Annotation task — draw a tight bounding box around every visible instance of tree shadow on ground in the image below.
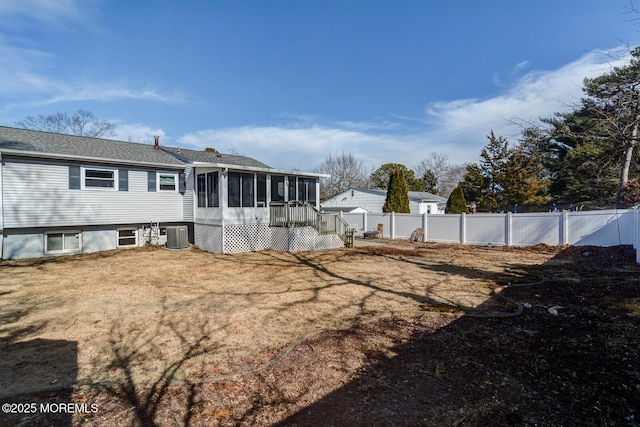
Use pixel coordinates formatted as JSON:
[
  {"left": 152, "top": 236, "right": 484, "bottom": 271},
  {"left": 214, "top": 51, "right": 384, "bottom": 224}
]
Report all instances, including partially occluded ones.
[
  {"left": 78, "top": 304, "right": 221, "bottom": 427},
  {"left": 0, "top": 295, "right": 77, "bottom": 426},
  {"left": 271, "top": 245, "right": 640, "bottom": 426}
]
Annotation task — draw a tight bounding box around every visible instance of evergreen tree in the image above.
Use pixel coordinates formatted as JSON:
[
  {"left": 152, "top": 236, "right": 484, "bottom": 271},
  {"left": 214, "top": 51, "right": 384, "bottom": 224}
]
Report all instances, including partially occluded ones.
[
  {"left": 460, "top": 163, "right": 485, "bottom": 207},
  {"left": 501, "top": 147, "right": 549, "bottom": 206},
  {"left": 446, "top": 185, "right": 468, "bottom": 214},
  {"left": 370, "top": 163, "right": 425, "bottom": 191},
  {"left": 421, "top": 169, "right": 439, "bottom": 194},
  {"left": 383, "top": 170, "right": 410, "bottom": 213},
  {"left": 463, "top": 131, "right": 549, "bottom": 211}
]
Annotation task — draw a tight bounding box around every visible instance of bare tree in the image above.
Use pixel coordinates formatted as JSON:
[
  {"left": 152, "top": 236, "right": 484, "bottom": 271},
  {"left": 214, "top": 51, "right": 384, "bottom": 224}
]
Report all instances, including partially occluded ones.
[
  {"left": 16, "top": 109, "right": 117, "bottom": 138},
  {"left": 315, "top": 151, "right": 370, "bottom": 201},
  {"left": 415, "top": 152, "right": 465, "bottom": 197}
]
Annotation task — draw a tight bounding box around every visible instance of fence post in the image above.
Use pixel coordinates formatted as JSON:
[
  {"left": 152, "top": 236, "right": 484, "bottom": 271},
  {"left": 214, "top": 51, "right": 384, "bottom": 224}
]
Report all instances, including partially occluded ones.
[
  {"left": 391, "top": 212, "right": 395, "bottom": 239},
  {"left": 422, "top": 213, "right": 428, "bottom": 242},
  {"left": 561, "top": 211, "right": 569, "bottom": 245},
  {"left": 506, "top": 212, "right": 512, "bottom": 246},
  {"left": 363, "top": 211, "right": 368, "bottom": 234},
  {"left": 460, "top": 212, "right": 466, "bottom": 244}
]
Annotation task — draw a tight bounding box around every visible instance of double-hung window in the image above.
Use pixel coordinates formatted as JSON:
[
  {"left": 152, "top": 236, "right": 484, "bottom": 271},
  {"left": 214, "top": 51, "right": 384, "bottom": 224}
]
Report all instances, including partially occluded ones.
[
  {"left": 83, "top": 167, "right": 116, "bottom": 189},
  {"left": 159, "top": 173, "right": 177, "bottom": 191}
]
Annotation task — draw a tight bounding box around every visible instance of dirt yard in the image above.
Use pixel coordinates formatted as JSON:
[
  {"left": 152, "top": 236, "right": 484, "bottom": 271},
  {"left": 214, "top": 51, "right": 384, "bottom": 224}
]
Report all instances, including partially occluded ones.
[{"left": 1, "top": 242, "right": 639, "bottom": 426}]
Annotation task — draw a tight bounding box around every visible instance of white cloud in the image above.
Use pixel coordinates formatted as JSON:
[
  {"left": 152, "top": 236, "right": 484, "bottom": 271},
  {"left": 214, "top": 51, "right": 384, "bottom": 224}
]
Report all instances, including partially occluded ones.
[
  {"left": 113, "top": 123, "right": 166, "bottom": 145},
  {"left": 423, "top": 48, "right": 631, "bottom": 163},
  {"left": 0, "top": 37, "right": 182, "bottom": 107},
  {"left": 0, "top": 1, "right": 181, "bottom": 108},
  {"left": 179, "top": 125, "right": 421, "bottom": 171},
  {"left": 176, "top": 48, "right": 635, "bottom": 172},
  {"left": 0, "top": 0, "right": 101, "bottom": 29},
  {"left": 42, "top": 82, "right": 184, "bottom": 104}
]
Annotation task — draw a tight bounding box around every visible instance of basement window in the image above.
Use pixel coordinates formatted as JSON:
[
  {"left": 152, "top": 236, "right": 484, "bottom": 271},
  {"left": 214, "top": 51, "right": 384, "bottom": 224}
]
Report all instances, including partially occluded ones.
[
  {"left": 45, "top": 231, "right": 82, "bottom": 254},
  {"left": 117, "top": 228, "right": 137, "bottom": 248}
]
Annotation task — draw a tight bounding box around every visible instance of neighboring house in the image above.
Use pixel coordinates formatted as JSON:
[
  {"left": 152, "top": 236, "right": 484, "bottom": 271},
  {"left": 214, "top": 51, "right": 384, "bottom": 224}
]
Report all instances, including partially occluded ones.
[
  {"left": 321, "top": 187, "right": 447, "bottom": 214},
  {"left": 0, "top": 126, "right": 345, "bottom": 259}
]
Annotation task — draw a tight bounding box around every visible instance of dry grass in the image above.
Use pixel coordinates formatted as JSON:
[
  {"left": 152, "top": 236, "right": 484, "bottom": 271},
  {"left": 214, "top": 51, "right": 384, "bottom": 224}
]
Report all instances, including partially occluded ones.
[{"left": 0, "top": 243, "right": 559, "bottom": 396}]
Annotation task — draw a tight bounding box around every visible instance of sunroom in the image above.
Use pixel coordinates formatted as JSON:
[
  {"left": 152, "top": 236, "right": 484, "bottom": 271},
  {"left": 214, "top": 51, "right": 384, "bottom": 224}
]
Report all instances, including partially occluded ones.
[{"left": 191, "top": 163, "right": 347, "bottom": 254}]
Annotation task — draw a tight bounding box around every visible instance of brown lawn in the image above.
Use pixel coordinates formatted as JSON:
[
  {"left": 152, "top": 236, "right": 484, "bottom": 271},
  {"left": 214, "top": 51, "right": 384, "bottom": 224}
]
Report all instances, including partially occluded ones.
[
  {"left": 0, "top": 243, "right": 549, "bottom": 395},
  {"left": 1, "top": 242, "right": 638, "bottom": 426}
]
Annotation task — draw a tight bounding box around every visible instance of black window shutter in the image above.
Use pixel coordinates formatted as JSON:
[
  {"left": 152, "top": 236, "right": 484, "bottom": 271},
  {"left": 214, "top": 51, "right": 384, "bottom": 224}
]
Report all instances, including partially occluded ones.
[
  {"left": 178, "top": 172, "right": 186, "bottom": 193},
  {"left": 69, "top": 165, "right": 81, "bottom": 189},
  {"left": 118, "top": 169, "right": 128, "bottom": 191},
  {"left": 147, "top": 171, "right": 156, "bottom": 192}
]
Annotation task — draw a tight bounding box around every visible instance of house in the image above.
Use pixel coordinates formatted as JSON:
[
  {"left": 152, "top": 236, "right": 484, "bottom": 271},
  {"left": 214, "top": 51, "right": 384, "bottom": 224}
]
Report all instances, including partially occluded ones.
[
  {"left": 0, "top": 126, "right": 347, "bottom": 259},
  {"left": 321, "top": 187, "right": 447, "bottom": 214}
]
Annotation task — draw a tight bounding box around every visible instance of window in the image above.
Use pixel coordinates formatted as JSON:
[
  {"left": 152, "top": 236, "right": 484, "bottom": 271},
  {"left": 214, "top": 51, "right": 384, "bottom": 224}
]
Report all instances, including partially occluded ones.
[
  {"left": 228, "top": 172, "right": 254, "bottom": 207},
  {"left": 117, "top": 228, "right": 137, "bottom": 247},
  {"left": 298, "top": 178, "right": 317, "bottom": 204},
  {"left": 288, "top": 177, "right": 317, "bottom": 204},
  {"left": 197, "top": 172, "right": 219, "bottom": 207},
  {"left": 288, "top": 176, "right": 297, "bottom": 201},
  {"left": 242, "top": 173, "right": 254, "bottom": 207},
  {"left": 257, "top": 174, "right": 267, "bottom": 207},
  {"left": 159, "top": 173, "right": 176, "bottom": 191},
  {"left": 45, "top": 231, "right": 81, "bottom": 254},
  {"left": 197, "top": 174, "right": 206, "bottom": 207},
  {"left": 83, "top": 167, "right": 116, "bottom": 189},
  {"left": 271, "top": 175, "right": 285, "bottom": 202},
  {"left": 207, "top": 172, "right": 219, "bottom": 207}
]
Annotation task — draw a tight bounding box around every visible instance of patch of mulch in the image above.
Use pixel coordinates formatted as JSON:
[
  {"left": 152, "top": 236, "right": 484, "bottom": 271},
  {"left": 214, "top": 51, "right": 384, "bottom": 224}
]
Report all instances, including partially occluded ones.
[{"left": 2, "top": 245, "right": 639, "bottom": 426}]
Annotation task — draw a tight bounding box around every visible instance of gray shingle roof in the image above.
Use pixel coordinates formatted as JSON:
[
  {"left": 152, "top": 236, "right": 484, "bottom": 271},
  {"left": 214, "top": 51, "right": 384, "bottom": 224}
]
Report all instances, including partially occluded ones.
[
  {"left": 0, "top": 127, "right": 272, "bottom": 171},
  {"left": 0, "top": 126, "right": 184, "bottom": 166},
  {"left": 162, "top": 146, "right": 272, "bottom": 169}
]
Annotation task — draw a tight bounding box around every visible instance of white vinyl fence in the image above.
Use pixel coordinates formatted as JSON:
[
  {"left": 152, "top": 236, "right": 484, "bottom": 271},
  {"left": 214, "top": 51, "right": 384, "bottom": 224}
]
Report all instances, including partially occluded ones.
[
  {"left": 635, "top": 206, "right": 640, "bottom": 263},
  {"left": 341, "top": 209, "right": 635, "bottom": 248}
]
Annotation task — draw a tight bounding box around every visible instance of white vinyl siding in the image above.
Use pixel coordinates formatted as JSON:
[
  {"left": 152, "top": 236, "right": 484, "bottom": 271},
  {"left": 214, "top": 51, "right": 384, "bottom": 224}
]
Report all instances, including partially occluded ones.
[{"left": 3, "top": 159, "right": 184, "bottom": 228}]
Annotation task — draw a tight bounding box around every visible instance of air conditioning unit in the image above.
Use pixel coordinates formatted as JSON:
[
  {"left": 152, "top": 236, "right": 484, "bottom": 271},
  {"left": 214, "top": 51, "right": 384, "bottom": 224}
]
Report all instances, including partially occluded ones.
[{"left": 166, "top": 225, "right": 188, "bottom": 249}]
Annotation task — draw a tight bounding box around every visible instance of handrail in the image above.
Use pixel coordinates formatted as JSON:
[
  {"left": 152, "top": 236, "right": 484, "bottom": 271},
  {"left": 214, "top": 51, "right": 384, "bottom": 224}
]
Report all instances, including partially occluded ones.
[{"left": 269, "top": 201, "right": 350, "bottom": 242}]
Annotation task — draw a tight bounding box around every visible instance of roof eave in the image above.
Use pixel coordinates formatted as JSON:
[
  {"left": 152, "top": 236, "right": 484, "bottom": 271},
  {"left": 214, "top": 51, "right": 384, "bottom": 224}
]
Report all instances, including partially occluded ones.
[
  {"left": 0, "top": 149, "right": 185, "bottom": 169},
  {"left": 192, "top": 161, "right": 329, "bottom": 178}
]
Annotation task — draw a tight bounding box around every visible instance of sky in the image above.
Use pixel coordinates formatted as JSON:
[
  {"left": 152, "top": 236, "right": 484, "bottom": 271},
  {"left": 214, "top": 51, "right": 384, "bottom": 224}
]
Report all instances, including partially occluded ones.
[{"left": 1, "top": 0, "right": 640, "bottom": 172}]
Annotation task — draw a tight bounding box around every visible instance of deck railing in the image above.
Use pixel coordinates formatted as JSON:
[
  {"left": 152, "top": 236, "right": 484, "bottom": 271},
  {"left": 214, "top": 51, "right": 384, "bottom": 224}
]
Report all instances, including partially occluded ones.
[{"left": 269, "top": 201, "right": 350, "bottom": 241}]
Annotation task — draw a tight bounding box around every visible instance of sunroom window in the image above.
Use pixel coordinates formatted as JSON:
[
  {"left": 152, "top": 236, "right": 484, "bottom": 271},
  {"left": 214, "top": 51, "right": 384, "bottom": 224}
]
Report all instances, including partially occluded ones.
[
  {"left": 228, "top": 172, "right": 254, "bottom": 207},
  {"left": 197, "top": 172, "right": 219, "bottom": 207}
]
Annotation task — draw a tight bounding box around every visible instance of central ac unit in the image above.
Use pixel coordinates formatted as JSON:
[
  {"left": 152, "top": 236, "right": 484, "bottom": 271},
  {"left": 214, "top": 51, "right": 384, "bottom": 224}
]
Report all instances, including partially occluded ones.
[{"left": 166, "top": 225, "right": 188, "bottom": 249}]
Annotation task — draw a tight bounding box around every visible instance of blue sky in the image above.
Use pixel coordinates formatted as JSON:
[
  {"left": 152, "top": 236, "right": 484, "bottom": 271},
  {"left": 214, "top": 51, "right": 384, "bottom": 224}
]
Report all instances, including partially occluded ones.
[{"left": 1, "top": 0, "right": 639, "bottom": 172}]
